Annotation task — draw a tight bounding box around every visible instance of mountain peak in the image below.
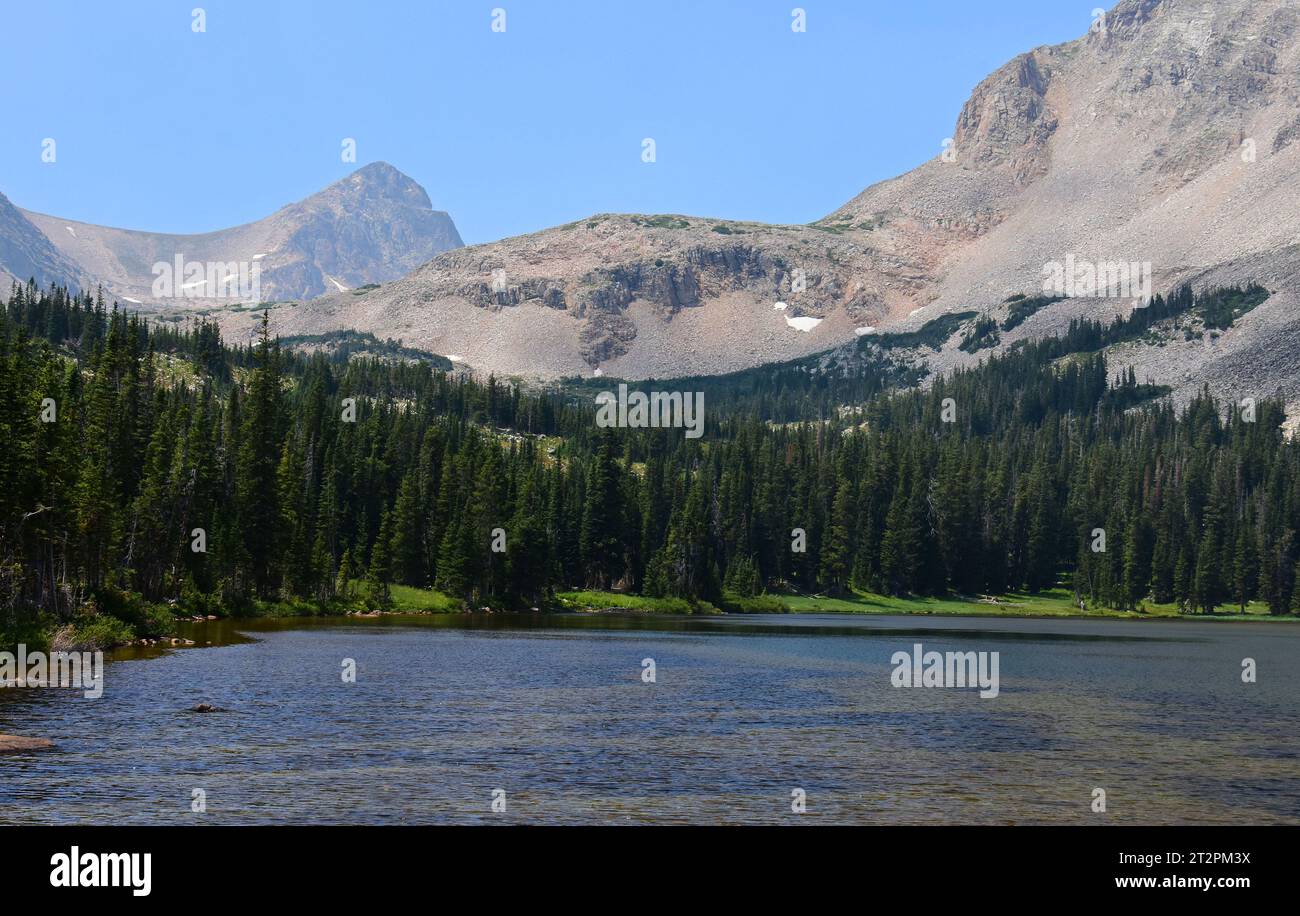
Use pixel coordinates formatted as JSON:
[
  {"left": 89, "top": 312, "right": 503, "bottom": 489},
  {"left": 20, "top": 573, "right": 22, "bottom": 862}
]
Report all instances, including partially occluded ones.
[
  {"left": 353, "top": 160, "right": 402, "bottom": 178},
  {"left": 4, "top": 165, "right": 463, "bottom": 303},
  {"left": 320, "top": 162, "right": 435, "bottom": 212}
]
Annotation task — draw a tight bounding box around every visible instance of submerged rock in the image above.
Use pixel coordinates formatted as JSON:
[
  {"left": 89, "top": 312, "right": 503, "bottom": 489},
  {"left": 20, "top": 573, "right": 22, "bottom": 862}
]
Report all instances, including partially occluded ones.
[{"left": 0, "top": 734, "right": 55, "bottom": 754}]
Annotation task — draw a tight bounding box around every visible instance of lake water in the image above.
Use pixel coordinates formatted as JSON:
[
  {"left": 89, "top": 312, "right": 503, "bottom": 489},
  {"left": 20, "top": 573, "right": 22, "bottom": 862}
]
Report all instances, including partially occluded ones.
[{"left": 1, "top": 613, "right": 1297, "bottom": 825}]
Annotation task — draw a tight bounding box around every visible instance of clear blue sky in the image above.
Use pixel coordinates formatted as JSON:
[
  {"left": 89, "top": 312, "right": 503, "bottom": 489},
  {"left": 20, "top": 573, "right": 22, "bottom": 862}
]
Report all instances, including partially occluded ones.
[{"left": 0, "top": 0, "right": 1090, "bottom": 245}]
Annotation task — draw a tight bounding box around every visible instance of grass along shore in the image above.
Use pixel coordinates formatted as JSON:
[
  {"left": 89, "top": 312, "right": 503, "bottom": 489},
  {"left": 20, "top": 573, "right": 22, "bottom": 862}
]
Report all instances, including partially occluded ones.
[
  {"left": 556, "top": 587, "right": 1288, "bottom": 621},
  {"left": 5, "top": 582, "right": 1289, "bottom": 654}
]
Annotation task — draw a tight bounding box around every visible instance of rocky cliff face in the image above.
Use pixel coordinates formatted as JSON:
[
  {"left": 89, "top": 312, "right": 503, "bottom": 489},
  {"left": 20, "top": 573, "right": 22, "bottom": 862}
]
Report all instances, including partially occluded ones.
[
  {"left": 6, "top": 162, "right": 462, "bottom": 303},
  {"left": 905, "top": 0, "right": 1300, "bottom": 407}
]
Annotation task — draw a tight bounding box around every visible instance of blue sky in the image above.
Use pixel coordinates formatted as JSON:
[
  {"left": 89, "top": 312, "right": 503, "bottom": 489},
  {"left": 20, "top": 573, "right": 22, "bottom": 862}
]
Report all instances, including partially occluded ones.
[{"left": 0, "top": 0, "right": 1090, "bottom": 245}]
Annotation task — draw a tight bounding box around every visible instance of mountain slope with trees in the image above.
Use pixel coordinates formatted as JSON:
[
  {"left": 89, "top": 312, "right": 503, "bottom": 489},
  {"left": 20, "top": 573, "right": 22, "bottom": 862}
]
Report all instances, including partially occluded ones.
[{"left": 1, "top": 279, "right": 1295, "bottom": 649}]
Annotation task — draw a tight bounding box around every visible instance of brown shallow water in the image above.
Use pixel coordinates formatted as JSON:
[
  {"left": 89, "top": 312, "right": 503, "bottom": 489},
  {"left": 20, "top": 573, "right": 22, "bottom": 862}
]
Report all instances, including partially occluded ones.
[{"left": 1, "top": 613, "right": 1296, "bottom": 824}]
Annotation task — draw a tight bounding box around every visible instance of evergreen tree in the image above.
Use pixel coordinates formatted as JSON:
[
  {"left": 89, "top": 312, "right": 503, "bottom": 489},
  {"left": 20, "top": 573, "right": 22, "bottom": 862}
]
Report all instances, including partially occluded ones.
[
  {"left": 579, "top": 431, "right": 625, "bottom": 590},
  {"left": 367, "top": 509, "right": 393, "bottom": 604},
  {"left": 235, "top": 313, "right": 283, "bottom": 597},
  {"left": 389, "top": 472, "right": 425, "bottom": 586}
]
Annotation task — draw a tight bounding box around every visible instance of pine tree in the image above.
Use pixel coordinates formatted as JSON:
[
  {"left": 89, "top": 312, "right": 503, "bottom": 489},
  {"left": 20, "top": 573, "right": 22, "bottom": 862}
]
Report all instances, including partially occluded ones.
[
  {"left": 818, "top": 476, "right": 854, "bottom": 593},
  {"left": 335, "top": 547, "right": 356, "bottom": 599},
  {"left": 367, "top": 509, "right": 393, "bottom": 605},
  {"left": 389, "top": 472, "right": 425, "bottom": 586},
  {"left": 579, "top": 431, "right": 625, "bottom": 590},
  {"left": 1024, "top": 459, "right": 1057, "bottom": 593},
  {"left": 436, "top": 511, "right": 475, "bottom": 604},
  {"left": 878, "top": 473, "right": 917, "bottom": 596},
  {"left": 235, "top": 313, "right": 283, "bottom": 597},
  {"left": 1233, "top": 524, "right": 1257, "bottom": 613},
  {"left": 1122, "top": 515, "right": 1153, "bottom": 610}
]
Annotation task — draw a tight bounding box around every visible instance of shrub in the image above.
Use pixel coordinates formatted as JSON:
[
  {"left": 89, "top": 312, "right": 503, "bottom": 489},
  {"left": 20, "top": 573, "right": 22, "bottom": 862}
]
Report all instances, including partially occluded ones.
[
  {"left": 720, "top": 591, "right": 790, "bottom": 614},
  {"left": 94, "top": 588, "right": 174, "bottom": 638}
]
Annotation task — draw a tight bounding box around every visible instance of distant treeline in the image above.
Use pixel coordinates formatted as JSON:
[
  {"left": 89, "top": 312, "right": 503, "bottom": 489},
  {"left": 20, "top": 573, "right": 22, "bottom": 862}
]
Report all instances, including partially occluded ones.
[
  {"left": 1, "top": 279, "right": 1295, "bottom": 647},
  {"left": 280, "top": 330, "right": 455, "bottom": 369}
]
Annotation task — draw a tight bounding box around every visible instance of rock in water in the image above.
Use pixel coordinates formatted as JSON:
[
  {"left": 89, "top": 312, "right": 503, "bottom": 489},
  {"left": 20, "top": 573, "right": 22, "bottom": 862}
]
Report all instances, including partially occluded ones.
[{"left": 0, "top": 734, "right": 55, "bottom": 754}]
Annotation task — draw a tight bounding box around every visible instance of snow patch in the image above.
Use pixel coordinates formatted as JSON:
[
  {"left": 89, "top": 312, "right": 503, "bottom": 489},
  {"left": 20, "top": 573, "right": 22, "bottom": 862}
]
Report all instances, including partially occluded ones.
[
  {"left": 854, "top": 326, "right": 876, "bottom": 336},
  {"left": 773, "top": 301, "right": 788, "bottom": 310},
  {"left": 784, "top": 315, "right": 823, "bottom": 332}
]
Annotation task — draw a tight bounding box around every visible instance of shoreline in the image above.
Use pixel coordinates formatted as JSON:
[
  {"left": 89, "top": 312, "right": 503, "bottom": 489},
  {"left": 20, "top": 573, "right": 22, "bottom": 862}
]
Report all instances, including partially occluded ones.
[
  {"left": 163, "top": 602, "right": 1300, "bottom": 637},
  {"left": 6, "top": 588, "right": 1295, "bottom": 659}
]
